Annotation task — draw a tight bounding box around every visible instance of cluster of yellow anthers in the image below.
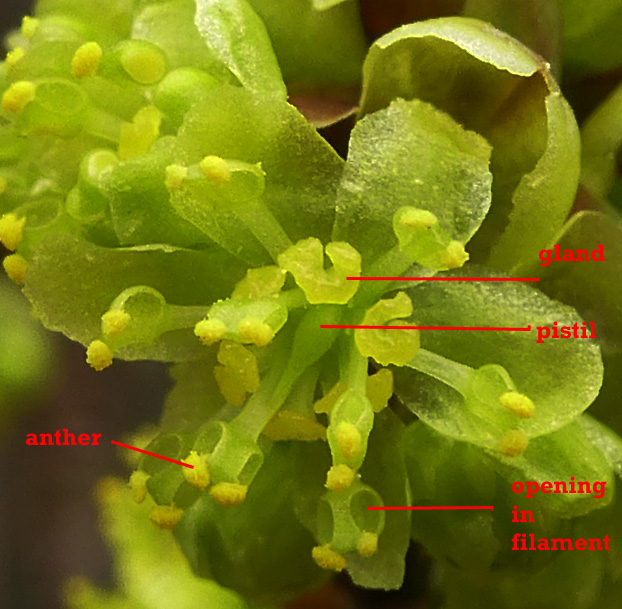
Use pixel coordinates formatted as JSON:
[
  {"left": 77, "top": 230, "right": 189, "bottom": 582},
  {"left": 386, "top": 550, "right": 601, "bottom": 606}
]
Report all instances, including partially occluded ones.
[
  {"left": 498, "top": 391, "right": 536, "bottom": 457},
  {"left": 128, "top": 450, "right": 248, "bottom": 527},
  {"left": 2, "top": 32, "right": 167, "bottom": 161},
  {"left": 0, "top": 212, "right": 28, "bottom": 284}
]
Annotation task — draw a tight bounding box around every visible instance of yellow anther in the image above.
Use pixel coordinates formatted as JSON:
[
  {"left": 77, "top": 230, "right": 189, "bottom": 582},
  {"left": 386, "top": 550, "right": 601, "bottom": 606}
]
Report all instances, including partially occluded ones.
[
  {"left": 498, "top": 429, "right": 528, "bottom": 457},
  {"left": 399, "top": 208, "right": 438, "bottom": 231},
  {"left": 357, "top": 532, "right": 379, "bottom": 557},
  {"left": 325, "top": 464, "right": 355, "bottom": 492},
  {"left": 439, "top": 241, "right": 469, "bottom": 269},
  {"left": 312, "top": 544, "right": 347, "bottom": 572},
  {"left": 72, "top": 42, "right": 102, "bottom": 79},
  {"left": 263, "top": 411, "right": 327, "bottom": 442},
  {"left": 500, "top": 391, "right": 535, "bottom": 419},
  {"left": 3, "top": 254, "right": 28, "bottom": 284},
  {"left": 94, "top": 476, "right": 123, "bottom": 506},
  {"left": 6, "top": 47, "right": 25, "bottom": 71},
  {"left": 210, "top": 482, "right": 248, "bottom": 507},
  {"left": 150, "top": 504, "right": 184, "bottom": 529},
  {"left": 200, "top": 155, "right": 231, "bottom": 185},
  {"left": 121, "top": 44, "right": 167, "bottom": 85},
  {"left": 237, "top": 319, "right": 274, "bottom": 347},
  {"left": 194, "top": 318, "right": 227, "bottom": 345},
  {"left": 86, "top": 340, "right": 114, "bottom": 371},
  {"left": 21, "top": 16, "right": 40, "bottom": 39},
  {"left": 366, "top": 368, "right": 393, "bottom": 412},
  {"left": 165, "top": 164, "right": 188, "bottom": 192},
  {"left": 182, "top": 451, "right": 211, "bottom": 490},
  {"left": 101, "top": 309, "right": 131, "bottom": 339},
  {"left": 336, "top": 422, "right": 362, "bottom": 460},
  {"left": 0, "top": 213, "right": 26, "bottom": 251},
  {"left": 0, "top": 177, "right": 7, "bottom": 195},
  {"left": 2, "top": 81, "right": 35, "bottom": 114},
  {"left": 128, "top": 470, "right": 150, "bottom": 504}
]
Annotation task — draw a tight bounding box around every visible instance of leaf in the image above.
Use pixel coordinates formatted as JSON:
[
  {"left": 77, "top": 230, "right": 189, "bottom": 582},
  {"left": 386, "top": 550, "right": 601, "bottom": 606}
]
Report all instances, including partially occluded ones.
[
  {"left": 393, "top": 271, "right": 603, "bottom": 449},
  {"left": 194, "top": 0, "right": 287, "bottom": 100},
  {"left": 332, "top": 97, "right": 492, "bottom": 263},
  {"left": 358, "top": 17, "right": 580, "bottom": 270}
]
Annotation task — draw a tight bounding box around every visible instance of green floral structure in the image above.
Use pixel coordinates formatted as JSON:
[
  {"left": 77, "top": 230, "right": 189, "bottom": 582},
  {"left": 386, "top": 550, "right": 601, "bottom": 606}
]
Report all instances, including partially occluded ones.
[{"left": 2, "top": 1, "right": 622, "bottom": 608}]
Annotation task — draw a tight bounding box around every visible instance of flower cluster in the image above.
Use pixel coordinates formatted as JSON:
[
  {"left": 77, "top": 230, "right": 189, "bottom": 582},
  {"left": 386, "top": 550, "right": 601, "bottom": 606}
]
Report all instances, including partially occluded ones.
[{"left": 2, "top": 2, "right": 621, "bottom": 608}]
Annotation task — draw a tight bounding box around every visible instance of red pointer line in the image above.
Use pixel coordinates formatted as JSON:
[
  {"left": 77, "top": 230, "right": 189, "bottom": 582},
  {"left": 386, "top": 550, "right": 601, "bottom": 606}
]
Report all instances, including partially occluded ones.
[
  {"left": 321, "top": 325, "right": 532, "bottom": 332},
  {"left": 347, "top": 277, "right": 539, "bottom": 281},
  {"left": 111, "top": 440, "right": 194, "bottom": 469},
  {"left": 368, "top": 506, "right": 494, "bottom": 511}
]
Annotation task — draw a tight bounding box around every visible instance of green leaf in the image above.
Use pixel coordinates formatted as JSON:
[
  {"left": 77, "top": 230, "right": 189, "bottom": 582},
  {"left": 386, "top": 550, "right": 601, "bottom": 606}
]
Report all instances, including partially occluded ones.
[
  {"left": 194, "top": 0, "right": 287, "bottom": 100},
  {"left": 393, "top": 272, "right": 603, "bottom": 449},
  {"left": 332, "top": 97, "right": 492, "bottom": 263},
  {"left": 358, "top": 17, "right": 580, "bottom": 270}
]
